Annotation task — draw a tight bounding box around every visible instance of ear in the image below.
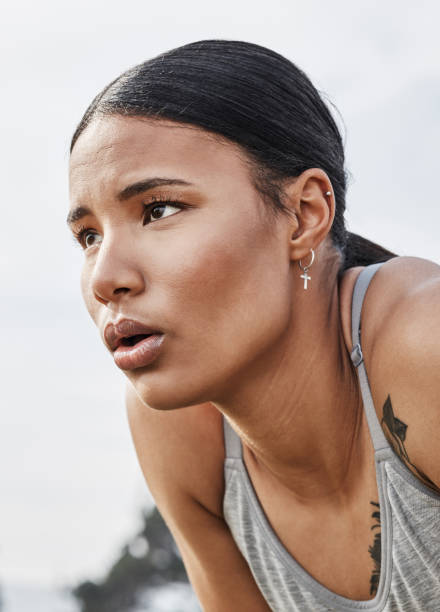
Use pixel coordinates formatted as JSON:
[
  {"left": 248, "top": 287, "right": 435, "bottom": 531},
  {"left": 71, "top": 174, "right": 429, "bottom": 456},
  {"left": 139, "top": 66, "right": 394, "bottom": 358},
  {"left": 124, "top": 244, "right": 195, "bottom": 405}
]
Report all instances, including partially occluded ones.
[{"left": 282, "top": 168, "right": 335, "bottom": 261}]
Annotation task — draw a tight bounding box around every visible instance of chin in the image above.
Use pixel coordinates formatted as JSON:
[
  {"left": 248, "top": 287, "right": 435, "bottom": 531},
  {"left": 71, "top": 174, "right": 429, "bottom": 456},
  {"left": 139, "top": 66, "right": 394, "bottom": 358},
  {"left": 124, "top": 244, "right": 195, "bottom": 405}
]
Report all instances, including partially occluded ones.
[{"left": 128, "top": 370, "right": 211, "bottom": 412}]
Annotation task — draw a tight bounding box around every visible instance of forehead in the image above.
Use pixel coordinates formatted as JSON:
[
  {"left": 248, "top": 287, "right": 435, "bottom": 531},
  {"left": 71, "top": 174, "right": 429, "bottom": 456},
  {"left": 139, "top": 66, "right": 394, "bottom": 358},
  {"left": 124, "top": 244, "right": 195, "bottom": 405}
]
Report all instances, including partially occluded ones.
[{"left": 69, "top": 116, "right": 252, "bottom": 198}]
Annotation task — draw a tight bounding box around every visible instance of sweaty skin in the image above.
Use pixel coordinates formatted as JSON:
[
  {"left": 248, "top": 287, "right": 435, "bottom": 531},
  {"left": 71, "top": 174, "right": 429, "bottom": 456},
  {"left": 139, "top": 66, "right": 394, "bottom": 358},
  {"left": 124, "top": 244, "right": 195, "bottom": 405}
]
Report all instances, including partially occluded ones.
[{"left": 69, "top": 116, "right": 440, "bottom": 606}]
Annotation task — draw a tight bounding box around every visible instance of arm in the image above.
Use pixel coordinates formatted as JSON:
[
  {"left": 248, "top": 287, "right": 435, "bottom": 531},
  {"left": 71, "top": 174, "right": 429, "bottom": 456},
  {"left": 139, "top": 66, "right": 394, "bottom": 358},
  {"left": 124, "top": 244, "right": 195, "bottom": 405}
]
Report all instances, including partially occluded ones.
[
  {"left": 364, "top": 257, "right": 440, "bottom": 491},
  {"left": 125, "top": 384, "right": 271, "bottom": 612}
]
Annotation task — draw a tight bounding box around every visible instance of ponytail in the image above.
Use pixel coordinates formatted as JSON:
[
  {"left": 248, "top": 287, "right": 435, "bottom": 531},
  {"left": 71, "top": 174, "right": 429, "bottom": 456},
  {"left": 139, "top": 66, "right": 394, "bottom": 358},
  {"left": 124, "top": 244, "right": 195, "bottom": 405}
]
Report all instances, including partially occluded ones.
[
  {"left": 343, "top": 232, "right": 397, "bottom": 270},
  {"left": 70, "top": 40, "right": 398, "bottom": 274}
]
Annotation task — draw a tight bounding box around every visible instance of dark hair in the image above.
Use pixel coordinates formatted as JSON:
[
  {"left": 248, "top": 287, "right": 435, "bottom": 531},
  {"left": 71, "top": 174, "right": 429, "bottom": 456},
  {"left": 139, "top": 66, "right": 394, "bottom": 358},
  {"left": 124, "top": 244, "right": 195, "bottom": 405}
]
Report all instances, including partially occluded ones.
[{"left": 71, "top": 39, "right": 396, "bottom": 270}]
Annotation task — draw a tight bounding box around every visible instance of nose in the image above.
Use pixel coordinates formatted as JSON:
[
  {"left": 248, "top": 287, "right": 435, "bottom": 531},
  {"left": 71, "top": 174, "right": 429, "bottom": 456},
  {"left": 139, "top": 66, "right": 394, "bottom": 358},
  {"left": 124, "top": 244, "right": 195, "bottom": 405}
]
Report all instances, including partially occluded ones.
[{"left": 89, "top": 236, "right": 145, "bottom": 306}]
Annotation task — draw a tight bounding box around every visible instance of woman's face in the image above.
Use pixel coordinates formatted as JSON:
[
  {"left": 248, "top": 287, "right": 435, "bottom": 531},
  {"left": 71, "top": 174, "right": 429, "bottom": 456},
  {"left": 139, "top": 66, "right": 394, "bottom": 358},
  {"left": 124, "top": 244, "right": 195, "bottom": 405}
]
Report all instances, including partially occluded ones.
[{"left": 68, "top": 116, "right": 293, "bottom": 409}]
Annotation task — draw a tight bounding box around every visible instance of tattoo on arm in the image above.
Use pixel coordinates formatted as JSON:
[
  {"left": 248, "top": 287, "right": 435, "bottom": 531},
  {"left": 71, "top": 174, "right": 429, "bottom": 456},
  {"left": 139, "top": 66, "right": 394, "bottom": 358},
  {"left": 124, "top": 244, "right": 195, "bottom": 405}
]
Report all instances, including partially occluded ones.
[
  {"left": 381, "top": 395, "right": 440, "bottom": 494},
  {"left": 368, "top": 395, "right": 440, "bottom": 597},
  {"left": 368, "top": 501, "right": 381, "bottom": 597}
]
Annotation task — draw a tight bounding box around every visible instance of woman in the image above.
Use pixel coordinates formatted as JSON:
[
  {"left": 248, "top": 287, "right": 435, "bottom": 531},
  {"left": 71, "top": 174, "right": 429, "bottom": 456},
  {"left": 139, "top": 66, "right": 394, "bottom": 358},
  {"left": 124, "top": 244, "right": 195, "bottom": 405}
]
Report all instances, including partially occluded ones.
[{"left": 68, "top": 40, "right": 440, "bottom": 611}]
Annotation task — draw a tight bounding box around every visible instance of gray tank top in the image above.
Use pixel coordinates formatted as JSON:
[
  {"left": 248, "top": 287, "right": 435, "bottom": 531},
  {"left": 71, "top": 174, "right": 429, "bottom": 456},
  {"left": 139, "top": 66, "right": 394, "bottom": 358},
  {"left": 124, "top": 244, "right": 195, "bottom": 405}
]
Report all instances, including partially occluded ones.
[{"left": 223, "top": 263, "right": 440, "bottom": 611}]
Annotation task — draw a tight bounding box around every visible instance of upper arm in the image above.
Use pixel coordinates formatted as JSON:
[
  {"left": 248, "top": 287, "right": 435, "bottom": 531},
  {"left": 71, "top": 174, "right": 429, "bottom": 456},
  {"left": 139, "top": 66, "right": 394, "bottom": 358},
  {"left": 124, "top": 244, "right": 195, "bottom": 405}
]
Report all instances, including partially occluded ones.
[
  {"left": 365, "top": 257, "right": 440, "bottom": 491},
  {"left": 125, "top": 384, "right": 271, "bottom": 611}
]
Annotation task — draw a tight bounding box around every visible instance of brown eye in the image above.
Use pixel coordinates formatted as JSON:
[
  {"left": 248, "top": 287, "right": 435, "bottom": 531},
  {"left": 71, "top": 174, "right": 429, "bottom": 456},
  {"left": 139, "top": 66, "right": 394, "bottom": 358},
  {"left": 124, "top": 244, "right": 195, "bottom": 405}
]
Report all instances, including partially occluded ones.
[
  {"left": 73, "top": 226, "right": 103, "bottom": 250},
  {"left": 85, "top": 232, "right": 98, "bottom": 248},
  {"left": 80, "top": 230, "right": 102, "bottom": 249},
  {"left": 151, "top": 205, "right": 166, "bottom": 219},
  {"left": 143, "top": 202, "right": 182, "bottom": 225}
]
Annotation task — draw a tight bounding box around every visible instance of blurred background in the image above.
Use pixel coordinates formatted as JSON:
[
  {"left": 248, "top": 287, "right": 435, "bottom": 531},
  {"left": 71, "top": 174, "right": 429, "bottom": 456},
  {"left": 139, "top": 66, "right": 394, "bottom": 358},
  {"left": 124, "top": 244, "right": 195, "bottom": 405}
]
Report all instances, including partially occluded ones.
[{"left": 1, "top": 0, "right": 439, "bottom": 610}]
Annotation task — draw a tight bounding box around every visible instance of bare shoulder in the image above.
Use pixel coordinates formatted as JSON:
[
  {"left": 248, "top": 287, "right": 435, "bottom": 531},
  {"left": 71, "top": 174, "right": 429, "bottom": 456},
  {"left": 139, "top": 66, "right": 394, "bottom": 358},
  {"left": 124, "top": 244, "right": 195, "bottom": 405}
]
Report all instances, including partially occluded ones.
[
  {"left": 361, "top": 256, "right": 440, "bottom": 491},
  {"left": 363, "top": 256, "right": 440, "bottom": 361},
  {"left": 340, "top": 256, "right": 440, "bottom": 354},
  {"left": 125, "top": 383, "right": 225, "bottom": 517}
]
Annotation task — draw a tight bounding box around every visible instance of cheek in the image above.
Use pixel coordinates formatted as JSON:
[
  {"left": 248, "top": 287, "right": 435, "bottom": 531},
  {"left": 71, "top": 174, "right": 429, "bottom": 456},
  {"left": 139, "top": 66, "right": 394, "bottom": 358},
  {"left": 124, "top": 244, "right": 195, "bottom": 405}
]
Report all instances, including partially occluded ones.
[
  {"left": 155, "top": 228, "right": 250, "bottom": 311},
  {"left": 153, "top": 219, "right": 290, "bottom": 355}
]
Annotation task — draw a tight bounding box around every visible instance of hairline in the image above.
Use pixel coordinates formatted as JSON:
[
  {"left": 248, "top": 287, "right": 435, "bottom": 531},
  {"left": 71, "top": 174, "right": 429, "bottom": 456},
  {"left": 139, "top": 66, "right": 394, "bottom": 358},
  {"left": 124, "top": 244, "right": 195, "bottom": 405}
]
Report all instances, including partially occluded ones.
[{"left": 70, "top": 111, "right": 294, "bottom": 224}]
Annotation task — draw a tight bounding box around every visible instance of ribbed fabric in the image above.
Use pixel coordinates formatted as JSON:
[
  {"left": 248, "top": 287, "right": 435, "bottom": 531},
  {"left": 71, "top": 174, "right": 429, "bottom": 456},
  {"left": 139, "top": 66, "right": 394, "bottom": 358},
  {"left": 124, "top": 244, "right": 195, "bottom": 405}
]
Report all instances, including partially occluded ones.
[{"left": 223, "top": 263, "right": 440, "bottom": 611}]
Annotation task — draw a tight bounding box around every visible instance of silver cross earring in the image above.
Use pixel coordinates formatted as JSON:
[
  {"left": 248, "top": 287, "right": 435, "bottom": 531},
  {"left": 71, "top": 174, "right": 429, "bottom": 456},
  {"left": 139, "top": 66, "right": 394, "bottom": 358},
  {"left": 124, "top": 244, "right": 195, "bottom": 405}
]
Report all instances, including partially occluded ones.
[{"left": 299, "top": 249, "right": 315, "bottom": 290}]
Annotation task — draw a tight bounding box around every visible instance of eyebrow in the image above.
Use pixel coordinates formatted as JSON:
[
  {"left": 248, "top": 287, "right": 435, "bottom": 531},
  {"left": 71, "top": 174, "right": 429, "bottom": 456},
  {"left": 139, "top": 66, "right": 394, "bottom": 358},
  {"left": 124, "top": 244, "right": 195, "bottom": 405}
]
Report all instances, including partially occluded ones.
[{"left": 66, "top": 177, "right": 193, "bottom": 227}]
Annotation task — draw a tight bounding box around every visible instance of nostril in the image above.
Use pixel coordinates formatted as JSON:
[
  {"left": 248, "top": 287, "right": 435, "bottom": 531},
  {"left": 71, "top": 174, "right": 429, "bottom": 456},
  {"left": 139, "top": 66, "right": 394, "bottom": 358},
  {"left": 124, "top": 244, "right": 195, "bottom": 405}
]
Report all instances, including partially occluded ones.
[
  {"left": 91, "top": 259, "right": 144, "bottom": 304},
  {"left": 94, "top": 292, "right": 109, "bottom": 306},
  {"left": 114, "top": 287, "right": 131, "bottom": 295}
]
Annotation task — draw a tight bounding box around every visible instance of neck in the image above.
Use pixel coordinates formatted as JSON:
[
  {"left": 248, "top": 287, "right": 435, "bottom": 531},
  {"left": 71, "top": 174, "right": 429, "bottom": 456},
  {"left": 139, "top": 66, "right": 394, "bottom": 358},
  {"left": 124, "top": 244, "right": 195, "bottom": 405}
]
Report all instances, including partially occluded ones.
[{"left": 214, "top": 268, "right": 366, "bottom": 503}]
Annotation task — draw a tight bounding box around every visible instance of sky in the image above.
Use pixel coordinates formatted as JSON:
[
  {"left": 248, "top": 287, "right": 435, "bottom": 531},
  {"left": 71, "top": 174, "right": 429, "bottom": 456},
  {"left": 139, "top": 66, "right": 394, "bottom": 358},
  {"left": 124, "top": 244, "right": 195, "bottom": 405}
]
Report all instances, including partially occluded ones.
[{"left": 1, "top": 0, "right": 439, "bottom": 602}]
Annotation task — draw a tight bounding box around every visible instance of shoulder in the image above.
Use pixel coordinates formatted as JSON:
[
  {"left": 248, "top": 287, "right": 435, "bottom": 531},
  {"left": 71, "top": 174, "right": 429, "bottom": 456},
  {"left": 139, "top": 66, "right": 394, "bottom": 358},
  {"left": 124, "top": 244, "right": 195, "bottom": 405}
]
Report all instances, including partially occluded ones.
[
  {"left": 125, "top": 384, "right": 226, "bottom": 517},
  {"left": 340, "top": 256, "right": 440, "bottom": 367},
  {"left": 363, "top": 256, "right": 440, "bottom": 372},
  {"left": 361, "top": 256, "right": 440, "bottom": 491}
]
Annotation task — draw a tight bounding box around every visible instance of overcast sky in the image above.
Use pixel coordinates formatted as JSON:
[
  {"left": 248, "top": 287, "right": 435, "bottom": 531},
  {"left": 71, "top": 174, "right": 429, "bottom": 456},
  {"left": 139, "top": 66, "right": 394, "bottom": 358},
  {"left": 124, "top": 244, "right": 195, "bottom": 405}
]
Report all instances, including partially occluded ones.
[{"left": 1, "top": 0, "right": 439, "bottom": 599}]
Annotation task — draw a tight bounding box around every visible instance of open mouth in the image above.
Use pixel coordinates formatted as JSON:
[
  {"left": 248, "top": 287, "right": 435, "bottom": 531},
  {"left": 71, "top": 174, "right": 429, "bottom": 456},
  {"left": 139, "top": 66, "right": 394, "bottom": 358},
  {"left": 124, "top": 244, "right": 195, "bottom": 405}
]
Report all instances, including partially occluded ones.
[
  {"left": 120, "top": 334, "right": 153, "bottom": 347},
  {"left": 112, "top": 331, "right": 165, "bottom": 369},
  {"left": 104, "top": 319, "right": 164, "bottom": 354}
]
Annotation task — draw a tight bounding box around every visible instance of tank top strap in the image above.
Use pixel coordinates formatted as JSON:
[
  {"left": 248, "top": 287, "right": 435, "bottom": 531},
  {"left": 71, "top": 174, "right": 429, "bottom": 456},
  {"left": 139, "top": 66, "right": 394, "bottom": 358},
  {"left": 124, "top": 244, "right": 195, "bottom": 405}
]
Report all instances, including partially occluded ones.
[
  {"left": 224, "top": 264, "right": 391, "bottom": 457},
  {"left": 223, "top": 415, "right": 243, "bottom": 459},
  {"left": 350, "top": 262, "right": 391, "bottom": 452}
]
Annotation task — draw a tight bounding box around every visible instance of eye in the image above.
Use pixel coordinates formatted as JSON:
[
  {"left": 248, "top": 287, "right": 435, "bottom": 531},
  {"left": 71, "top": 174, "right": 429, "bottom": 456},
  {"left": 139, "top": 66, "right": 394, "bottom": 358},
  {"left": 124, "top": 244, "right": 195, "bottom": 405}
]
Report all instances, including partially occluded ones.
[
  {"left": 84, "top": 231, "right": 102, "bottom": 248},
  {"left": 73, "top": 227, "right": 103, "bottom": 250},
  {"left": 142, "top": 201, "right": 183, "bottom": 226}
]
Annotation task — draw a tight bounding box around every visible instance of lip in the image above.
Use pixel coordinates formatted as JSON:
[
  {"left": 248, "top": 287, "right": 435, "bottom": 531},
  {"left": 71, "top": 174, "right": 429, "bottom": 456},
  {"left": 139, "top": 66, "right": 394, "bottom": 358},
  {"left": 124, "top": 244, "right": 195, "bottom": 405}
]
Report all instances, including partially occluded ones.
[
  {"left": 103, "top": 318, "right": 165, "bottom": 371},
  {"left": 113, "top": 333, "right": 165, "bottom": 370},
  {"left": 104, "top": 318, "right": 163, "bottom": 352}
]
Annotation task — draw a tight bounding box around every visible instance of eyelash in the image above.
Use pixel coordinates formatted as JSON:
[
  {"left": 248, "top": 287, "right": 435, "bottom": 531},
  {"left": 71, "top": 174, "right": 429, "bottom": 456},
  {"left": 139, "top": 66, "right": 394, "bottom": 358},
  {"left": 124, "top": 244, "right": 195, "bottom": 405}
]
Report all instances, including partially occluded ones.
[
  {"left": 142, "top": 195, "right": 186, "bottom": 225},
  {"left": 72, "top": 196, "right": 186, "bottom": 249},
  {"left": 71, "top": 224, "right": 90, "bottom": 248}
]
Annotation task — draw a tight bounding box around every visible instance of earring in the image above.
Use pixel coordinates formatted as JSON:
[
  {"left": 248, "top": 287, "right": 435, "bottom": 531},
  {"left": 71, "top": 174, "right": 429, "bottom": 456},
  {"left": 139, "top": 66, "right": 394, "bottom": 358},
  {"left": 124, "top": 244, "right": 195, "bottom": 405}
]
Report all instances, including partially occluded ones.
[{"left": 298, "top": 249, "right": 315, "bottom": 290}]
